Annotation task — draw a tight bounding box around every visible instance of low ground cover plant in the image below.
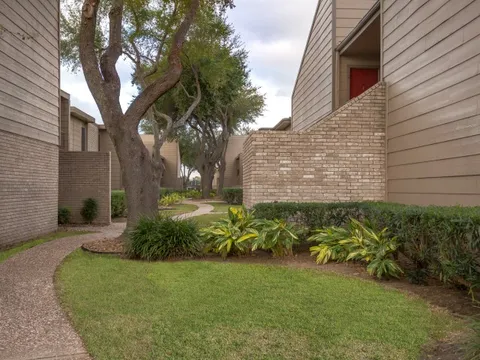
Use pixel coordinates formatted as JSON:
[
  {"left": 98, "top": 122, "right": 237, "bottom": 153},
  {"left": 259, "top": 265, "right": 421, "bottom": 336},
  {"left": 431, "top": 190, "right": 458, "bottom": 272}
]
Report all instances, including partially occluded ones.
[
  {"left": 111, "top": 190, "right": 126, "bottom": 218},
  {"left": 127, "top": 215, "right": 201, "bottom": 260},
  {"left": 309, "top": 219, "right": 403, "bottom": 279},
  {"left": 81, "top": 198, "right": 98, "bottom": 223},
  {"left": 222, "top": 187, "right": 243, "bottom": 204},
  {"left": 159, "top": 193, "right": 185, "bottom": 207},
  {"left": 200, "top": 206, "right": 257, "bottom": 259},
  {"left": 254, "top": 202, "right": 480, "bottom": 293},
  {"left": 201, "top": 207, "right": 301, "bottom": 258}
]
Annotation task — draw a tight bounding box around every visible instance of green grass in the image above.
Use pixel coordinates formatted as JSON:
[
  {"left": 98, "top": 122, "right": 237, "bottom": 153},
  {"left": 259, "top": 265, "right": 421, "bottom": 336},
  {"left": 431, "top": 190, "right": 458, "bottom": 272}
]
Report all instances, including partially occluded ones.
[
  {"left": 57, "top": 251, "right": 461, "bottom": 360},
  {"left": 208, "top": 202, "right": 242, "bottom": 213},
  {"left": 193, "top": 213, "right": 226, "bottom": 228},
  {"left": 159, "top": 203, "right": 198, "bottom": 217},
  {"left": 0, "top": 231, "right": 90, "bottom": 264}
]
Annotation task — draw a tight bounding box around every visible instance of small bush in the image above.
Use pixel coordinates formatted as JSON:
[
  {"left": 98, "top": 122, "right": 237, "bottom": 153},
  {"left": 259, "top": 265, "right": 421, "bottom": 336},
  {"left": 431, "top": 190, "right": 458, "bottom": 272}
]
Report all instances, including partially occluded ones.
[
  {"left": 127, "top": 216, "right": 201, "bottom": 260},
  {"left": 309, "top": 219, "right": 403, "bottom": 279},
  {"left": 58, "top": 207, "right": 71, "bottom": 225},
  {"left": 200, "top": 206, "right": 257, "bottom": 259},
  {"left": 81, "top": 198, "right": 98, "bottom": 224},
  {"left": 111, "top": 190, "right": 126, "bottom": 218},
  {"left": 159, "top": 193, "right": 185, "bottom": 207},
  {"left": 252, "top": 219, "right": 299, "bottom": 257},
  {"left": 222, "top": 187, "right": 243, "bottom": 205},
  {"left": 184, "top": 189, "right": 202, "bottom": 199},
  {"left": 465, "top": 317, "right": 480, "bottom": 360}
]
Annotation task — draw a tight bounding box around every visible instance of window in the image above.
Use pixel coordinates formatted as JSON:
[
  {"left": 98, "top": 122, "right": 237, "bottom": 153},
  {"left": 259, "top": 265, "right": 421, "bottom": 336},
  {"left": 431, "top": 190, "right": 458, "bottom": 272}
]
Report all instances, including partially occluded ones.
[{"left": 81, "top": 127, "right": 87, "bottom": 151}]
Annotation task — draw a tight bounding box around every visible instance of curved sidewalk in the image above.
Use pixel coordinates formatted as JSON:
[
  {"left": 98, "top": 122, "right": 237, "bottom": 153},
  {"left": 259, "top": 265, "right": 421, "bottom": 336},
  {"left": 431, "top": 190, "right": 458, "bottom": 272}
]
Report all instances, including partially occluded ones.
[
  {"left": 0, "top": 223, "right": 125, "bottom": 360},
  {"left": 172, "top": 200, "right": 214, "bottom": 220}
]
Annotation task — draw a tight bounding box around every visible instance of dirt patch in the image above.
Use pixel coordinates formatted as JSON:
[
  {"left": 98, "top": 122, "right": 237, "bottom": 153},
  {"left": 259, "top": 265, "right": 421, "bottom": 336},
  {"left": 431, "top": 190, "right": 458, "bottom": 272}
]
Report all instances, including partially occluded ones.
[{"left": 82, "top": 238, "right": 124, "bottom": 254}]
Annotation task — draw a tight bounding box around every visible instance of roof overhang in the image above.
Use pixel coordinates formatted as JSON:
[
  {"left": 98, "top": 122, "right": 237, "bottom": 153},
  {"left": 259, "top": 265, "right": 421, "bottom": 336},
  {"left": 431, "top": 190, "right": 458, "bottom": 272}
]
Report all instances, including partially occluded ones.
[
  {"left": 336, "top": 1, "right": 381, "bottom": 56},
  {"left": 70, "top": 106, "right": 96, "bottom": 124}
]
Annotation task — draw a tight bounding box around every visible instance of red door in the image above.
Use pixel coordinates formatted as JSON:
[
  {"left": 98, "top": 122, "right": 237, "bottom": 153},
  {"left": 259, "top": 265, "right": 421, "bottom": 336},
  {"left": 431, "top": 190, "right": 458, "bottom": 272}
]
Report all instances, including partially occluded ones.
[{"left": 350, "top": 68, "right": 379, "bottom": 99}]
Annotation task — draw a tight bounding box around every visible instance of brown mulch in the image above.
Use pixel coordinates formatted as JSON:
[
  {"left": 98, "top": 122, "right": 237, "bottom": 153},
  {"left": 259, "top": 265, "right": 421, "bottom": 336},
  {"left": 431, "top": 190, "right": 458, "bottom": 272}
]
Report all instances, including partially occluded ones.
[
  {"left": 82, "top": 238, "right": 478, "bottom": 359},
  {"left": 82, "top": 237, "right": 124, "bottom": 254}
]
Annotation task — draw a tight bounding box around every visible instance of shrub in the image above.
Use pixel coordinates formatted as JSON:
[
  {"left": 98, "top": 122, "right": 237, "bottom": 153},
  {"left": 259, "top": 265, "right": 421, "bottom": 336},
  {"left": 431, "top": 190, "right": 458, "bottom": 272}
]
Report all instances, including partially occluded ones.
[
  {"left": 252, "top": 219, "right": 299, "bottom": 257},
  {"left": 308, "top": 219, "right": 403, "bottom": 279},
  {"left": 465, "top": 317, "right": 480, "bottom": 360},
  {"left": 159, "top": 193, "right": 184, "bottom": 207},
  {"left": 254, "top": 202, "right": 480, "bottom": 291},
  {"left": 222, "top": 187, "right": 243, "bottom": 205},
  {"left": 200, "top": 206, "right": 257, "bottom": 259},
  {"left": 184, "top": 189, "right": 202, "bottom": 199},
  {"left": 58, "top": 207, "right": 71, "bottom": 225},
  {"left": 111, "top": 190, "right": 126, "bottom": 218},
  {"left": 81, "top": 198, "right": 98, "bottom": 224},
  {"left": 127, "top": 216, "right": 201, "bottom": 261}
]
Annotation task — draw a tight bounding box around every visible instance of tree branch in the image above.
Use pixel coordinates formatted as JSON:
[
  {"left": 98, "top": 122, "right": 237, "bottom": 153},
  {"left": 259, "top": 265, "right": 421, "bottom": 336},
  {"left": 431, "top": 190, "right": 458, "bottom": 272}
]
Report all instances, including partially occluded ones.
[{"left": 124, "top": 0, "right": 201, "bottom": 127}]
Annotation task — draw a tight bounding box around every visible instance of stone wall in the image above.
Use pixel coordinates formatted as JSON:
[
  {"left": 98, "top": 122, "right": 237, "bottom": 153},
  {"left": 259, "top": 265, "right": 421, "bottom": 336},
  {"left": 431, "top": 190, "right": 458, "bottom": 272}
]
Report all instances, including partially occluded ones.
[
  {"left": 243, "top": 82, "right": 386, "bottom": 208},
  {"left": 59, "top": 152, "right": 111, "bottom": 224},
  {"left": 0, "top": 131, "right": 59, "bottom": 248}
]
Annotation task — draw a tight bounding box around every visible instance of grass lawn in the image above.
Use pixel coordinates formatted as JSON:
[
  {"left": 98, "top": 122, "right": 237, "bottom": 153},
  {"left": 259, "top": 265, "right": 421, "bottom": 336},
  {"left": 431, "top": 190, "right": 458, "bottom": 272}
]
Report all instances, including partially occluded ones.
[
  {"left": 208, "top": 202, "right": 242, "bottom": 213},
  {"left": 0, "top": 231, "right": 90, "bottom": 264},
  {"left": 57, "top": 251, "right": 460, "bottom": 360},
  {"left": 192, "top": 213, "right": 226, "bottom": 228},
  {"left": 160, "top": 203, "right": 198, "bottom": 217}
]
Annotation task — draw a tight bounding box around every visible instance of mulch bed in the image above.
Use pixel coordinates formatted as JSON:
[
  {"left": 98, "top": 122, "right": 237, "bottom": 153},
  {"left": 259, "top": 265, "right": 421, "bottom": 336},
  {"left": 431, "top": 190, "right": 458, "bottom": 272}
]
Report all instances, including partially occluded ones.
[{"left": 82, "top": 238, "right": 124, "bottom": 254}]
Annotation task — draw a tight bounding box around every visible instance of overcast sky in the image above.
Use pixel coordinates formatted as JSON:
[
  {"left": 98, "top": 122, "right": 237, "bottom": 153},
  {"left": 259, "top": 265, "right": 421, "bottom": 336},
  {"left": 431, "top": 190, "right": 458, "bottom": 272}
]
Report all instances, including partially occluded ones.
[{"left": 60, "top": 0, "right": 318, "bottom": 129}]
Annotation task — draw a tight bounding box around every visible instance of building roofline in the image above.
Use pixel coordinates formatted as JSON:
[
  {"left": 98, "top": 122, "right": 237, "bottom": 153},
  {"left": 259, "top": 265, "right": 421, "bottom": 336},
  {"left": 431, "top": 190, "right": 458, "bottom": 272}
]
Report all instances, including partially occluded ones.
[
  {"left": 60, "top": 90, "right": 70, "bottom": 100},
  {"left": 70, "top": 106, "right": 96, "bottom": 124},
  {"left": 336, "top": 1, "right": 380, "bottom": 54}
]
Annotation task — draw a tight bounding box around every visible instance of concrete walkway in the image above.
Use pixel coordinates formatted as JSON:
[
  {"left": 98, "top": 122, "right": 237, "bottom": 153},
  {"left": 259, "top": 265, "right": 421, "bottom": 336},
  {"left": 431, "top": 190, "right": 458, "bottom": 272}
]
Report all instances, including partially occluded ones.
[
  {"left": 0, "top": 223, "right": 125, "bottom": 360},
  {"left": 173, "top": 200, "right": 214, "bottom": 220}
]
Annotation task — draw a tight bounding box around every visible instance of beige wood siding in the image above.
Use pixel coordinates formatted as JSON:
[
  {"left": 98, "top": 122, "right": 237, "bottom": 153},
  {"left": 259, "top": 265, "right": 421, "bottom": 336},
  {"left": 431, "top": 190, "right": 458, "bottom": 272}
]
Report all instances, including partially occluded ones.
[
  {"left": 87, "top": 123, "right": 99, "bottom": 151},
  {"left": 0, "top": 0, "right": 60, "bottom": 145},
  {"left": 292, "top": 0, "right": 334, "bottom": 131},
  {"left": 224, "top": 135, "right": 247, "bottom": 188},
  {"left": 335, "top": 0, "right": 377, "bottom": 45},
  {"left": 383, "top": 0, "right": 480, "bottom": 206},
  {"left": 69, "top": 115, "right": 85, "bottom": 151}
]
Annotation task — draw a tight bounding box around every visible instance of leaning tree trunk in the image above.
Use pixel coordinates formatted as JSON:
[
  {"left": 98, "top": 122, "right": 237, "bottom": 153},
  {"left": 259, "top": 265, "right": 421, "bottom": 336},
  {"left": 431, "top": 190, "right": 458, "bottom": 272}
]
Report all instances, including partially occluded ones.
[{"left": 111, "top": 127, "right": 159, "bottom": 230}]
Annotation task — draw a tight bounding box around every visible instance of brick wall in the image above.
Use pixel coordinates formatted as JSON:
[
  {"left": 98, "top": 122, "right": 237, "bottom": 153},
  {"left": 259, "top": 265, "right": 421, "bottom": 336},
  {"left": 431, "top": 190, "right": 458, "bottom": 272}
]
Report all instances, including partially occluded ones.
[
  {"left": 0, "top": 131, "right": 58, "bottom": 248},
  {"left": 243, "top": 83, "right": 386, "bottom": 208},
  {"left": 59, "top": 152, "right": 111, "bottom": 224},
  {"left": 87, "top": 123, "right": 99, "bottom": 151}
]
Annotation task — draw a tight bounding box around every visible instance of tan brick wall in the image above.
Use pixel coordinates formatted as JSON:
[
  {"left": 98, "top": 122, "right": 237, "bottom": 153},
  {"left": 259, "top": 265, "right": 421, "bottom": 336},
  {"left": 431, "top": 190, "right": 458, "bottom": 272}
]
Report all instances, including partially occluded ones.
[
  {"left": 243, "top": 83, "right": 386, "bottom": 208},
  {"left": 0, "top": 130, "right": 58, "bottom": 248},
  {"left": 59, "top": 152, "right": 111, "bottom": 224},
  {"left": 99, "top": 129, "right": 123, "bottom": 190}
]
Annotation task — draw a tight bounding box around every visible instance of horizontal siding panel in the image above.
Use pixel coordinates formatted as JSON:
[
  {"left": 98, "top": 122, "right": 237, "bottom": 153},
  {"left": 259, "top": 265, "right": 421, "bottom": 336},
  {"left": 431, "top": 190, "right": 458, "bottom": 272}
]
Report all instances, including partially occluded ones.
[
  {"left": 336, "top": 8, "right": 370, "bottom": 19},
  {"left": 388, "top": 154, "right": 480, "bottom": 180},
  {"left": 388, "top": 115, "right": 480, "bottom": 152},
  {"left": 384, "top": 0, "right": 448, "bottom": 52},
  {"left": 388, "top": 135, "right": 480, "bottom": 166},
  {"left": 293, "top": 0, "right": 333, "bottom": 131},
  {"left": 388, "top": 96, "right": 479, "bottom": 138},
  {"left": 388, "top": 177, "right": 480, "bottom": 195},
  {"left": 26, "top": 0, "right": 59, "bottom": 32},
  {"left": 383, "top": 0, "right": 430, "bottom": 38},
  {"left": 335, "top": 0, "right": 376, "bottom": 43},
  {"left": 0, "top": 77, "right": 58, "bottom": 117},
  {"left": 388, "top": 193, "right": 480, "bottom": 206},
  {"left": 384, "top": 0, "right": 478, "bottom": 66},
  {"left": 383, "top": 0, "right": 410, "bottom": 25},
  {"left": 388, "top": 34, "right": 480, "bottom": 100},
  {"left": 388, "top": 54, "right": 480, "bottom": 112},
  {"left": 1, "top": 1, "right": 58, "bottom": 55},
  {"left": 0, "top": 117, "right": 58, "bottom": 144},
  {"left": 388, "top": 74, "right": 480, "bottom": 126}
]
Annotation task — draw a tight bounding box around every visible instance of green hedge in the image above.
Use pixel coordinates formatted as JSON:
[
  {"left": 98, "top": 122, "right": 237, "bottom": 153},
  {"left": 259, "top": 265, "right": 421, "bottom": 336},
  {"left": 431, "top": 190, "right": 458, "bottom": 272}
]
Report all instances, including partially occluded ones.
[
  {"left": 253, "top": 202, "right": 480, "bottom": 292},
  {"left": 222, "top": 188, "right": 243, "bottom": 205},
  {"left": 111, "top": 190, "right": 127, "bottom": 218}
]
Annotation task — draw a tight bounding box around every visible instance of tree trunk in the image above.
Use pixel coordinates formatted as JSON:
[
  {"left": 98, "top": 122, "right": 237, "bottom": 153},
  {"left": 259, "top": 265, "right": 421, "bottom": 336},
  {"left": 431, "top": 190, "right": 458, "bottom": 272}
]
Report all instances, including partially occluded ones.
[
  {"left": 111, "top": 127, "right": 159, "bottom": 229},
  {"left": 217, "top": 156, "right": 226, "bottom": 196},
  {"left": 199, "top": 163, "right": 214, "bottom": 199}
]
